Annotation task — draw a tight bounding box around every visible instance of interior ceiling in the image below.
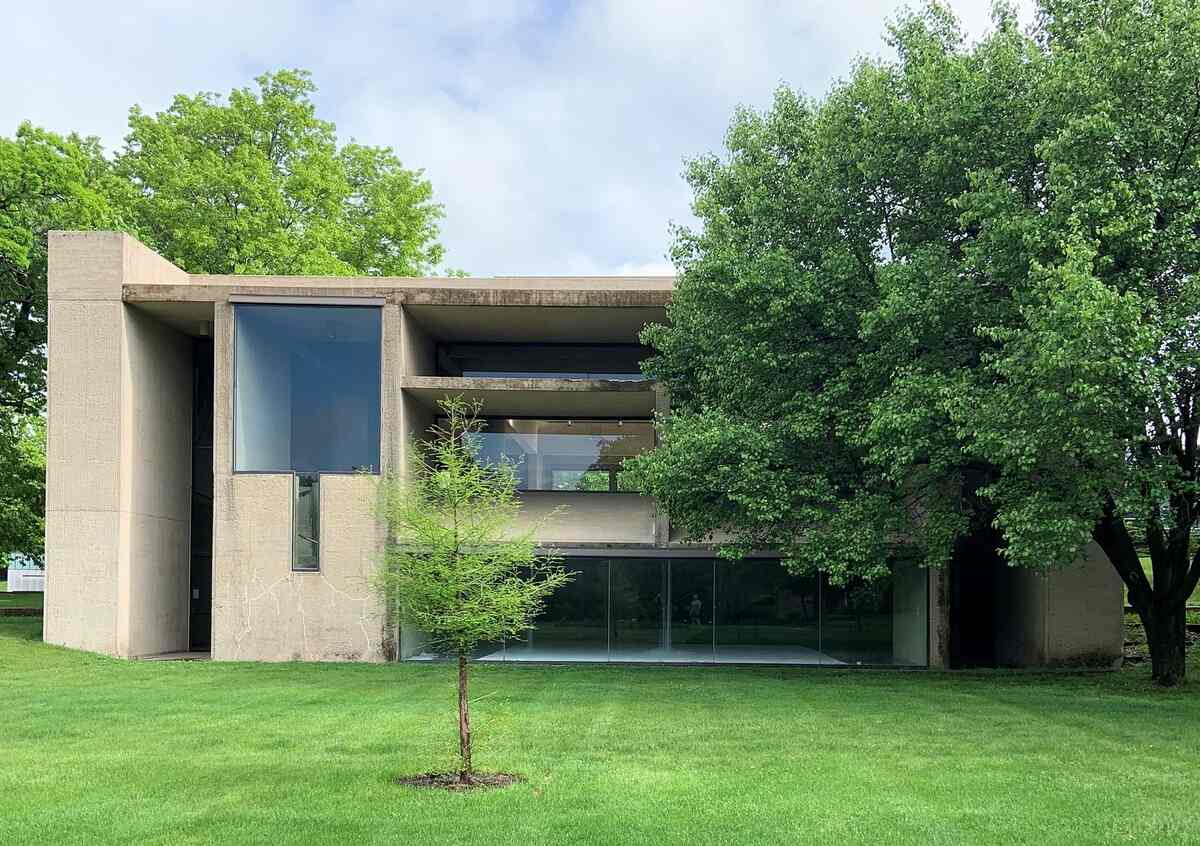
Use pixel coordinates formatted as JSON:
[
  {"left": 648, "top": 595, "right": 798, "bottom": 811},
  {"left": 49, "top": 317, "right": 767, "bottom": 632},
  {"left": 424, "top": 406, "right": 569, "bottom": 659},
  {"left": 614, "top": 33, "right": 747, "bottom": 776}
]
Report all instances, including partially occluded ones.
[{"left": 406, "top": 305, "right": 667, "bottom": 343}]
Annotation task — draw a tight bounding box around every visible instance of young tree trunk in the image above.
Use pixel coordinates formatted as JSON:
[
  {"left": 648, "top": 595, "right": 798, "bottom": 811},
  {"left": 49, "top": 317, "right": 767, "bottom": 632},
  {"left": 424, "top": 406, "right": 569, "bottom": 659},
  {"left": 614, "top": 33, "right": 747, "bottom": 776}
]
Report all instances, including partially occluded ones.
[
  {"left": 1140, "top": 601, "right": 1187, "bottom": 688},
  {"left": 457, "top": 651, "right": 472, "bottom": 782}
]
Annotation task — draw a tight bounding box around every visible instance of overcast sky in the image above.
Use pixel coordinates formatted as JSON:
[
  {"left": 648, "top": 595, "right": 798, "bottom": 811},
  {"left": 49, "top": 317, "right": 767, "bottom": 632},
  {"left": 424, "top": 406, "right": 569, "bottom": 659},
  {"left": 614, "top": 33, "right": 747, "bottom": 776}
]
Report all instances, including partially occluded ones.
[{"left": 4, "top": 1, "right": 1034, "bottom": 276}]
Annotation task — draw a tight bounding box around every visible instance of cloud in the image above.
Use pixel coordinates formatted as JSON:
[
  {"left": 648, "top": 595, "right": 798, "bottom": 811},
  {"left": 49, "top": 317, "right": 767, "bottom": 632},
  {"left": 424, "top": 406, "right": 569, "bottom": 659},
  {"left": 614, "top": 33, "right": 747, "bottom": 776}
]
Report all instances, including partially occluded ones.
[{"left": 0, "top": 0, "right": 1035, "bottom": 276}]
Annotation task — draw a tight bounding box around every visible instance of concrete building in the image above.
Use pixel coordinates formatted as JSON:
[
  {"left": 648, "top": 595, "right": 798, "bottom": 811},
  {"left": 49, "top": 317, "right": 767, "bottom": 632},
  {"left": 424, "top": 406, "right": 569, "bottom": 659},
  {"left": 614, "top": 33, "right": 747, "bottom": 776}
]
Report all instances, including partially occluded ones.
[{"left": 43, "top": 231, "right": 1124, "bottom": 667}]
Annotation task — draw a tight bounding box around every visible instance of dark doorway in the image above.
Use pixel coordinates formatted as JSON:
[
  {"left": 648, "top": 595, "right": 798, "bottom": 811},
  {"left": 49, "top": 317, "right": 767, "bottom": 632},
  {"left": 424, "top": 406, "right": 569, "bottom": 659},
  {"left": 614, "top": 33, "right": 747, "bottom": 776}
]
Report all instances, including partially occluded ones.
[
  {"left": 948, "top": 530, "right": 1004, "bottom": 667},
  {"left": 189, "top": 339, "right": 214, "bottom": 651}
]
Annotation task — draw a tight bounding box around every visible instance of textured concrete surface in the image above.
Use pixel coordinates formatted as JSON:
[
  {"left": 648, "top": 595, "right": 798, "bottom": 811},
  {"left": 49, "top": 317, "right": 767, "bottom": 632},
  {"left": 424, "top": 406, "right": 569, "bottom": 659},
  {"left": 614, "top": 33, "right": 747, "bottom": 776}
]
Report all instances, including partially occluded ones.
[
  {"left": 986, "top": 542, "right": 1123, "bottom": 668},
  {"left": 121, "top": 308, "right": 192, "bottom": 656},
  {"left": 513, "top": 493, "right": 658, "bottom": 546},
  {"left": 1044, "top": 542, "right": 1124, "bottom": 666},
  {"left": 44, "top": 232, "right": 193, "bottom": 657},
  {"left": 212, "top": 473, "right": 386, "bottom": 661}
]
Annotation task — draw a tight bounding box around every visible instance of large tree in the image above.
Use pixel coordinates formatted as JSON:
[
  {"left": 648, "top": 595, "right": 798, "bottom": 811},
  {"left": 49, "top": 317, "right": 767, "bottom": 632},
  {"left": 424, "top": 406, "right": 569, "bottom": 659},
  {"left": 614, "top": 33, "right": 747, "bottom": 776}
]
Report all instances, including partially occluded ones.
[
  {"left": 116, "top": 69, "right": 446, "bottom": 276},
  {"left": 0, "top": 123, "right": 122, "bottom": 416},
  {"left": 630, "top": 0, "right": 1200, "bottom": 685}
]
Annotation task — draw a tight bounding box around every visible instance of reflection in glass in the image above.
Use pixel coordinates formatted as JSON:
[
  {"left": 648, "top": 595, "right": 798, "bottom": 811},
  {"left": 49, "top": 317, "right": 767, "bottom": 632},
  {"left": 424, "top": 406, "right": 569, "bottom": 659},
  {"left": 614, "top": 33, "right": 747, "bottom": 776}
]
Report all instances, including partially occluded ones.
[
  {"left": 461, "top": 419, "right": 653, "bottom": 492},
  {"left": 609, "top": 558, "right": 666, "bottom": 659},
  {"left": 668, "top": 559, "right": 715, "bottom": 662},
  {"left": 234, "top": 304, "right": 382, "bottom": 473},
  {"left": 406, "top": 557, "right": 927, "bottom": 667},
  {"left": 716, "top": 561, "right": 820, "bottom": 664},
  {"left": 820, "top": 573, "right": 893, "bottom": 665},
  {"left": 494, "top": 558, "right": 609, "bottom": 662},
  {"left": 293, "top": 474, "right": 320, "bottom": 571}
]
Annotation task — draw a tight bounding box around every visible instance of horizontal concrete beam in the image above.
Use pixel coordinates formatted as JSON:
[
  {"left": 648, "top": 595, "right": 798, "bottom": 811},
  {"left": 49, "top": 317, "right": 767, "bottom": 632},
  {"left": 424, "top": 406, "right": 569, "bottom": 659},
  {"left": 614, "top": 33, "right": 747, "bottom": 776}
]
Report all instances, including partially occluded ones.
[
  {"left": 124, "top": 281, "right": 672, "bottom": 309},
  {"left": 403, "top": 376, "right": 658, "bottom": 417}
]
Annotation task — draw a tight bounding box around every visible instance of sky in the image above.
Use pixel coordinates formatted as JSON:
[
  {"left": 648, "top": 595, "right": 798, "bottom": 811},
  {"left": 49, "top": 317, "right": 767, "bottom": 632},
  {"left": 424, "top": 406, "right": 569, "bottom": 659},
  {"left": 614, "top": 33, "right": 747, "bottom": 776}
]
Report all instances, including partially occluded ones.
[{"left": 3, "top": 1, "right": 1035, "bottom": 277}]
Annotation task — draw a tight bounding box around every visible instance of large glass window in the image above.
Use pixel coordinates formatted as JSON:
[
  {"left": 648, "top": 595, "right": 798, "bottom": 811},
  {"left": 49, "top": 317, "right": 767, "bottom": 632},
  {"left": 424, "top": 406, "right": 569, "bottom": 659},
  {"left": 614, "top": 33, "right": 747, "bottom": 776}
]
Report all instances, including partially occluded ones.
[
  {"left": 403, "top": 557, "right": 928, "bottom": 666},
  {"left": 459, "top": 419, "right": 653, "bottom": 492},
  {"left": 437, "top": 343, "right": 648, "bottom": 380},
  {"left": 715, "top": 562, "right": 819, "bottom": 664},
  {"left": 234, "top": 304, "right": 382, "bottom": 473},
  {"left": 491, "top": 559, "right": 609, "bottom": 661}
]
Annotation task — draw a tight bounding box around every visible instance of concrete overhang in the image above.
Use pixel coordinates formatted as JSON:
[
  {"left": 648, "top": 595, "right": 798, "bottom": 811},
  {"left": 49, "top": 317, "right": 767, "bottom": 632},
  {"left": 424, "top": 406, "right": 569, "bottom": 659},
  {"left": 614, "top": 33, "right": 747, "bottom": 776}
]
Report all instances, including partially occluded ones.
[
  {"left": 125, "top": 300, "right": 216, "bottom": 338},
  {"left": 403, "top": 376, "right": 658, "bottom": 418}
]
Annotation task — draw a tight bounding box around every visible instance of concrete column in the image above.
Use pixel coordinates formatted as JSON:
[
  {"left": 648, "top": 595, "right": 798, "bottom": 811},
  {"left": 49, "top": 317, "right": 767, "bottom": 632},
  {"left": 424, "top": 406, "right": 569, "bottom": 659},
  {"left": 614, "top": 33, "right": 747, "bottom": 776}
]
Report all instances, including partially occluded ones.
[{"left": 44, "top": 232, "right": 193, "bottom": 657}]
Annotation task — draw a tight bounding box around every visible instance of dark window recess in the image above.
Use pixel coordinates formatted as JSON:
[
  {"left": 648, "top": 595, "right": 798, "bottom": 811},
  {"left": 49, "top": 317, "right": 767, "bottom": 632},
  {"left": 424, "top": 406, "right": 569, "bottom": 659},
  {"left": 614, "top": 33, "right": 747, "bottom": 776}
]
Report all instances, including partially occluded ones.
[
  {"left": 293, "top": 474, "right": 320, "bottom": 571},
  {"left": 436, "top": 343, "right": 649, "bottom": 380},
  {"left": 190, "top": 339, "right": 214, "bottom": 650}
]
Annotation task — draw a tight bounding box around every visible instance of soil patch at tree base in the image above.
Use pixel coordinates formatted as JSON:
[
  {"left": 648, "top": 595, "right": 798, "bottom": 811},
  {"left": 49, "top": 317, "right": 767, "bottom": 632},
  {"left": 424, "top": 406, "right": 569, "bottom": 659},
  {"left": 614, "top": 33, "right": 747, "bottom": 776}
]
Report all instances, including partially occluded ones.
[{"left": 394, "top": 772, "right": 523, "bottom": 792}]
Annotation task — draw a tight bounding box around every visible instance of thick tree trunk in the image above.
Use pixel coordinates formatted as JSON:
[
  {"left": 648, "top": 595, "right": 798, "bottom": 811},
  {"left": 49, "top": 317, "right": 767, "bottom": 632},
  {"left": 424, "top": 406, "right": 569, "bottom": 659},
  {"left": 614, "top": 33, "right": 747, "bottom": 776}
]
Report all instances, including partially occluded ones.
[
  {"left": 457, "top": 652, "right": 472, "bottom": 782},
  {"left": 1093, "top": 499, "right": 1191, "bottom": 687},
  {"left": 1141, "top": 602, "right": 1188, "bottom": 688}
]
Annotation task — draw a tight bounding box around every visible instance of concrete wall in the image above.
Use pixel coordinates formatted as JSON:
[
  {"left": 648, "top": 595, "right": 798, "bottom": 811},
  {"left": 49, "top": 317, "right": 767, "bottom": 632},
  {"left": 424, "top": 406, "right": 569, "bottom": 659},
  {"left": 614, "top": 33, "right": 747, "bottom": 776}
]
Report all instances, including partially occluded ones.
[
  {"left": 400, "top": 305, "right": 436, "bottom": 377},
  {"left": 210, "top": 301, "right": 389, "bottom": 661},
  {"left": 121, "top": 308, "right": 193, "bottom": 656},
  {"left": 1044, "top": 542, "right": 1124, "bottom": 666},
  {"left": 514, "top": 492, "right": 658, "bottom": 546},
  {"left": 959, "top": 542, "right": 1123, "bottom": 669},
  {"left": 44, "top": 232, "right": 193, "bottom": 657}
]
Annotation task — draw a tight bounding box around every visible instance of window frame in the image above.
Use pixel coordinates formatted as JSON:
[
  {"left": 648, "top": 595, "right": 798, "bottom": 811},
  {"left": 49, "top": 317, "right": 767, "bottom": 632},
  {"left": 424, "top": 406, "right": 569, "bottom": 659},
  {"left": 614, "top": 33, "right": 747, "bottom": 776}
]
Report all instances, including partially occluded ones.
[{"left": 291, "top": 472, "right": 322, "bottom": 573}]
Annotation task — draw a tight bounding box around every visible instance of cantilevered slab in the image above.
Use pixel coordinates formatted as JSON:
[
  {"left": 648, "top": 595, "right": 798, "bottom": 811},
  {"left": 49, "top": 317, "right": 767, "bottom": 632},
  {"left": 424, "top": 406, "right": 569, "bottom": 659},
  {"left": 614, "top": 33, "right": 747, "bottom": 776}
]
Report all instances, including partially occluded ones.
[{"left": 402, "top": 376, "right": 657, "bottom": 417}]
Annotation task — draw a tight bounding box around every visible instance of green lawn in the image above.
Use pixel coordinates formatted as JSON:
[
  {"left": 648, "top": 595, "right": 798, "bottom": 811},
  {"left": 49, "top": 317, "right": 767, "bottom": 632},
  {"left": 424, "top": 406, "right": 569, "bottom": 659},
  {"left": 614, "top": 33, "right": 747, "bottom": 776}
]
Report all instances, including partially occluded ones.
[
  {"left": 2, "top": 617, "right": 1198, "bottom": 845},
  {"left": 0, "top": 582, "right": 44, "bottom": 608}
]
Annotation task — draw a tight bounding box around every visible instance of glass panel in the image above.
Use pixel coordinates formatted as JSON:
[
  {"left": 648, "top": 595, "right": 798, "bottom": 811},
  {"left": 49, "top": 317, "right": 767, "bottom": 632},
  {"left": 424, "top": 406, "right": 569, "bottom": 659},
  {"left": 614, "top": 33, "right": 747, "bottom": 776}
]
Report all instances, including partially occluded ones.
[
  {"left": 496, "top": 558, "right": 609, "bottom": 662},
  {"left": 668, "top": 559, "right": 715, "bottom": 663},
  {"left": 293, "top": 474, "right": 320, "bottom": 572},
  {"left": 820, "top": 573, "right": 895, "bottom": 666},
  {"left": 234, "top": 304, "right": 382, "bottom": 472},
  {"left": 610, "top": 558, "right": 667, "bottom": 660},
  {"left": 437, "top": 343, "right": 648, "bottom": 379},
  {"left": 462, "top": 419, "right": 653, "bottom": 491},
  {"left": 716, "top": 560, "right": 820, "bottom": 664}
]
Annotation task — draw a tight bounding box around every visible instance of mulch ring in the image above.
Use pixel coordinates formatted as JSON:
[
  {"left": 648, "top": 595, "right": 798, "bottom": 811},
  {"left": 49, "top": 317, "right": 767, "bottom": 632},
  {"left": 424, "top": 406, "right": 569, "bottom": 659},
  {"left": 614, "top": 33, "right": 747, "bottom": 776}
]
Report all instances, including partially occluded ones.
[{"left": 394, "top": 772, "right": 524, "bottom": 792}]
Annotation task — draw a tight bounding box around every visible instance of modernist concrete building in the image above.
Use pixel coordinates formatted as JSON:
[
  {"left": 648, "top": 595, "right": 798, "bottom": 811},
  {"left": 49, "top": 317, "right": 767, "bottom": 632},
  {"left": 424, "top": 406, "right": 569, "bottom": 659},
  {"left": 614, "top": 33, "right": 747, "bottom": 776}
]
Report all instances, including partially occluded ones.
[{"left": 44, "top": 231, "right": 1124, "bottom": 668}]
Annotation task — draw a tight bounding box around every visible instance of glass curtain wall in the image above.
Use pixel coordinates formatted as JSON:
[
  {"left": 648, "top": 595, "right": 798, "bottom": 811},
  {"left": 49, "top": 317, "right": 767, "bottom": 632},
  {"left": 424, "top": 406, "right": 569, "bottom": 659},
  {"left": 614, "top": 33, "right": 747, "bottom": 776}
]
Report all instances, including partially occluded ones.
[
  {"left": 406, "top": 558, "right": 928, "bottom": 666},
  {"left": 456, "top": 418, "right": 654, "bottom": 492}
]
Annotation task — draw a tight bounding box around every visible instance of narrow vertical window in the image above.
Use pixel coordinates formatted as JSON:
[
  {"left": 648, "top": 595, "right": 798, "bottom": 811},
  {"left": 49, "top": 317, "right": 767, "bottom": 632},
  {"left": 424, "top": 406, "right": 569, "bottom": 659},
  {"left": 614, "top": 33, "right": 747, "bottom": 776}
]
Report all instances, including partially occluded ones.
[{"left": 293, "top": 473, "right": 320, "bottom": 571}]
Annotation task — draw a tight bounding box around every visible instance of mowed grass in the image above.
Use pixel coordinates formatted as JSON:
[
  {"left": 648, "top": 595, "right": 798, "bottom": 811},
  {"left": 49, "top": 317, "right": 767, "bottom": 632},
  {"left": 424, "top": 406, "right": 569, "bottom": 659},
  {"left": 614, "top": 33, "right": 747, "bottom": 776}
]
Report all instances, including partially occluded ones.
[
  {"left": 2, "top": 617, "right": 1198, "bottom": 846},
  {"left": 0, "top": 584, "right": 44, "bottom": 608}
]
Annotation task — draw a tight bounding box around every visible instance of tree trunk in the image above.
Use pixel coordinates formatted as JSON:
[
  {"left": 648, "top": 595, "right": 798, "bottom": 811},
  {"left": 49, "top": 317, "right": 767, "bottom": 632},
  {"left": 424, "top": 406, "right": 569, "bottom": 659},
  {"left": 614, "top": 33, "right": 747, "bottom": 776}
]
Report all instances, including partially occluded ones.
[
  {"left": 457, "top": 652, "right": 472, "bottom": 782},
  {"left": 1141, "top": 602, "right": 1187, "bottom": 687}
]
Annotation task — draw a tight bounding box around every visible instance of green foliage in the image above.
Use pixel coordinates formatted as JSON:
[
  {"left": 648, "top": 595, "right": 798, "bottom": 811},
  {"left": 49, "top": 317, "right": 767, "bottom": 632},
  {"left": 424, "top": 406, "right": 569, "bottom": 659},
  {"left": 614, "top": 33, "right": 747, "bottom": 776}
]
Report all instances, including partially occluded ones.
[
  {"left": 0, "top": 123, "right": 124, "bottom": 415},
  {"left": 631, "top": 0, "right": 1200, "bottom": 682},
  {"left": 0, "top": 414, "right": 46, "bottom": 560},
  {"left": 375, "top": 398, "right": 571, "bottom": 656},
  {"left": 115, "top": 69, "right": 447, "bottom": 276}
]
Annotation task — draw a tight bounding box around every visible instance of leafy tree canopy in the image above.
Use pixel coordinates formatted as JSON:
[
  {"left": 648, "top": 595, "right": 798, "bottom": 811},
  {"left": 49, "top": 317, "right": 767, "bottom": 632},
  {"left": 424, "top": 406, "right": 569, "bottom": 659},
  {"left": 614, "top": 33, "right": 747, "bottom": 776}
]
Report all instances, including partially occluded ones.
[
  {"left": 0, "top": 123, "right": 123, "bottom": 414},
  {"left": 115, "top": 69, "right": 447, "bottom": 276},
  {"left": 628, "top": 0, "right": 1200, "bottom": 684},
  {"left": 0, "top": 413, "right": 46, "bottom": 560}
]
